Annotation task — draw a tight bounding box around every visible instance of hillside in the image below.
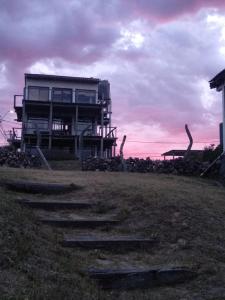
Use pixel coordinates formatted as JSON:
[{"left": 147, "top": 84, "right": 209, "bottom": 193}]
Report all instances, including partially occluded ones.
[{"left": 1, "top": 168, "right": 225, "bottom": 299}]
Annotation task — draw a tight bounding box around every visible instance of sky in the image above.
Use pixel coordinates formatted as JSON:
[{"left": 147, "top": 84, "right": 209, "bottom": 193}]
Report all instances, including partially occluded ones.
[{"left": 1, "top": 0, "right": 225, "bottom": 158}]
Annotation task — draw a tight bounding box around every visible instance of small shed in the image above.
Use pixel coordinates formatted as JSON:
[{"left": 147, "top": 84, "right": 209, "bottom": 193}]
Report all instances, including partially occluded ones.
[{"left": 162, "top": 149, "right": 204, "bottom": 160}]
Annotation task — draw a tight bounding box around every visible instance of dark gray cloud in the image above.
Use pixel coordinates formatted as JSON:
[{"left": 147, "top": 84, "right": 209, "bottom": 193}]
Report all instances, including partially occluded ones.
[{"left": 0, "top": 0, "right": 224, "bottom": 153}]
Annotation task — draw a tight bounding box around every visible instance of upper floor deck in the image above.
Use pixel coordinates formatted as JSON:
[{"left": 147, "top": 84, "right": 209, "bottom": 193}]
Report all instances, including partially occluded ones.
[
  {"left": 14, "top": 74, "right": 111, "bottom": 121},
  {"left": 15, "top": 73, "right": 108, "bottom": 105}
]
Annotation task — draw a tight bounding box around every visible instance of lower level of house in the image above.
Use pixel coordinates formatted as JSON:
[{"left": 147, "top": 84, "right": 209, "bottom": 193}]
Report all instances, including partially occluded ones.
[{"left": 22, "top": 134, "right": 116, "bottom": 160}]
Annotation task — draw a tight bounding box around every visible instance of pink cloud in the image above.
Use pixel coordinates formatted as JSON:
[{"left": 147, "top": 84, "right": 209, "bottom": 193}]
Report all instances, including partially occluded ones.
[
  {"left": 0, "top": 0, "right": 224, "bottom": 157},
  {"left": 123, "top": 0, "right": 225, "bottom": 22}
]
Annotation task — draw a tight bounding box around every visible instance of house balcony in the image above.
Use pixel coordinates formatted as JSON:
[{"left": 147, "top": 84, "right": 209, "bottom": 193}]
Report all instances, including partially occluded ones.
[
  {"left": 14, "top": 87, "right": 110, "bottom": 108},
  {"left": 14, "top": 95, "right": 108, "bottom": 123},
  {"left": 22, "top": 122, "right": 117, "bottom": 140}
]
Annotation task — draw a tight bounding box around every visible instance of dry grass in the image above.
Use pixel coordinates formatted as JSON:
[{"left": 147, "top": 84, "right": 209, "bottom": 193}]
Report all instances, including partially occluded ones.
[
  {"left": 49, "top": 160, "right": 81, "bottom": 171},
  {"left": 1, "top": 167, "right": 225, "bottom": 299}
]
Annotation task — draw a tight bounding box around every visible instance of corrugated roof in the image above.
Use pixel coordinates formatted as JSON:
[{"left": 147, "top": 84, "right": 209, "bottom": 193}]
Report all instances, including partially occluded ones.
[
  {"left": 162, "top": 150, "right": 204, "bottom": 156},
  {"left": 25, "top": 73, "right": 100, "bottom": 83}
]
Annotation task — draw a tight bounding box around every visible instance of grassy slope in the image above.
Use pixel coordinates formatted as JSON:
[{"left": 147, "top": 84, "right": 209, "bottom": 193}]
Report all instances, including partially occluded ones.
[{"left": 1, "top": 168, "right": 225, "bottom": 299}]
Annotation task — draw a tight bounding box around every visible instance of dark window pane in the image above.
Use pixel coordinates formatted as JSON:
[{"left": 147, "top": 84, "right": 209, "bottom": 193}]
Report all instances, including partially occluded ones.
[
  {"left": 39, "top": 88, "right": 49, "bottom": 101},
  {"left": 52, "top": 88, "right": 72, "bottom": 103},
  {"left": 28, "top": 87, "right": 39, "bottom": 100},
  {"left": 52, "top": 90, "right": 62, "bottom": 102},
  {"left": 77, "top": 94, "right": 89, "bottom": 103},
  {"left": 76, "top": 90, "right": 96, "bottom": 104},
  {"left": 28, "top": 87, "right": 49, "bottom": 101},
  {"left": 62, "top": 90, "right": 72, "bottom": 103}
]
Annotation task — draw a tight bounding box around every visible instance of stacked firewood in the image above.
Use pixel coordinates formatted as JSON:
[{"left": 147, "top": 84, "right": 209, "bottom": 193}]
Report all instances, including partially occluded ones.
[
  {"left": 0, "top": 145, "right": 222, "bottom": 176},
  {"left": 82, "top": 156, "right": 221, "bottom": 176},
  {"left": 0, "top": 146, "right": 41, "bottom": 168}
]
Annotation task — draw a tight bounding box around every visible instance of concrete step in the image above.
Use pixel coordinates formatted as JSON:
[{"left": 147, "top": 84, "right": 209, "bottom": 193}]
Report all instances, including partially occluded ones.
[
  {"left": 88, "top": 267, "right": 197, "bottom": 290},
  {"left": 17, "top": 199, "right": 92, "bottom": 209},
  {"left": 40, "top": 218, "right": 119, "bottom": 228},
  {"left": 3, "top": 180, "right": 81, "bottom": 194},
  {"left": 61, "top": 236, "right": 157, "bottom": 250}
]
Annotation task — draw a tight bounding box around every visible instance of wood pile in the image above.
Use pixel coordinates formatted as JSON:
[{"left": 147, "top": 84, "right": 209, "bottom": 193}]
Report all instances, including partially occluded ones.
[
  {"left": 0, "top": 146, "right": 41, "bottom": 168},
  {"left": 1, "top": 144, "right": 222, "bottom": 176},
  {"left": 82, "top": 156, "right": 222, "bottom": 176}
]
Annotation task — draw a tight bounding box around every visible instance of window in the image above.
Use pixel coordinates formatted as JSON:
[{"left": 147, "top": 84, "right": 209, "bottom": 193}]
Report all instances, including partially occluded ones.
[
  {"left": 28, "top": 86, "right": 49, "bottom": 101},
  {"left": 76, "top": 90, "right": 96, "bottom": 104},
  {"left": 52, "top": 88, "right": 72, "bottom": 103},
  {"left": 26, "top": 118, "right": 49, "bottom": 133}
]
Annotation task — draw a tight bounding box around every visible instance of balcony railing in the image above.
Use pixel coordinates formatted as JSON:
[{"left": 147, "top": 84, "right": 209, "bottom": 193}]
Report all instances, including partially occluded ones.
[
  {"left": 24, "top": 122, "right": 49, "bottom": 135},
  {"left": 14, "top": 91, "right": 110, "bottom": 108},
  {"left": 97, "top": 126, "right": 117, "bottom": 139},
  {"left": 22, "top": 122, "right": 117, "bottom": 139}
]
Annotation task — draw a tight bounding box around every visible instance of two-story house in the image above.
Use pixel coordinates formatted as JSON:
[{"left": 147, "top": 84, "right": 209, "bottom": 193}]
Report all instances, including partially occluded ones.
[{"left": 13, "top": 74, "right": 117, "bottom": 159}]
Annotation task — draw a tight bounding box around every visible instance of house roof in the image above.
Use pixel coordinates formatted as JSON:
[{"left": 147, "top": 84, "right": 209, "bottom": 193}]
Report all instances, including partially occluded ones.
[
  {"left": 209, "top": 68, "right": 225, "bottom": 89},
  {"left": 25, "top": 73, "right": 100, "bottom": 84},
  {"left": 161, "top": 149, "right": 204, "bottom": 157}
]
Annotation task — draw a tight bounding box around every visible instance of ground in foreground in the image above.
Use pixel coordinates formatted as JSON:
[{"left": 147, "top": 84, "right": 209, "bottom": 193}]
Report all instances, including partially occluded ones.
[{"left": 1, "top": 168, "right": 225, "bottom": 300}]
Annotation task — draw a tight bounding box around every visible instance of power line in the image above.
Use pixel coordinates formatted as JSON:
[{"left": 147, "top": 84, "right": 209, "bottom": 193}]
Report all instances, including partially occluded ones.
[
  {"left": 128, "top": 152, "right": 162, "bottom": 154},
  {"left": 125, "top": 154, "right": 162, "bottom": 157},
  {"left": 117, "top": 140, "right": 219, "bottom": 144}
]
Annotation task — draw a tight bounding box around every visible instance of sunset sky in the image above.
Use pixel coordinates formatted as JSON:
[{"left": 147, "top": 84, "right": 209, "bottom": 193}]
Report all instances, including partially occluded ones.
[{"left": 1, "top": 0, "right": 225, "bottom": 158}]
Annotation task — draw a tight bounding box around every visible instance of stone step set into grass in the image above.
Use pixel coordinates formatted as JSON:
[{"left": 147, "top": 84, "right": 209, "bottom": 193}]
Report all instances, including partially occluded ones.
[
  {"left": 40, "top": 218, "right": 119, "bottom": 228},
  {"left": 16, "top": 198, "right": 93, "bottom": 209},
  {"left": 88, "top": 267, "right": 197, "bottom": 290},
  {"left": 10, "top": 179, "right": 199, "bottom": 292},
  {"left": 61, "top": 235, "right": 158, "bottom": 251},
  {"left": 2, "top": 180, "right": 82, "bottom": 194}
]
